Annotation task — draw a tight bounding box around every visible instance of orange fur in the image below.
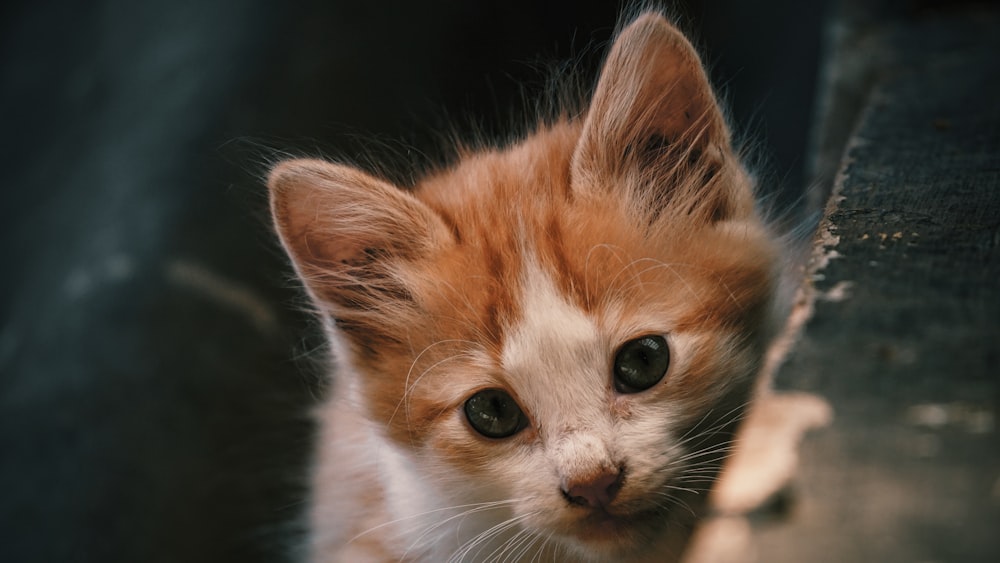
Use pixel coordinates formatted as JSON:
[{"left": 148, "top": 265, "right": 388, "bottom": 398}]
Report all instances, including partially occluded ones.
[{"left": 270, "top": 11, "right": 782, "bottom": 563}]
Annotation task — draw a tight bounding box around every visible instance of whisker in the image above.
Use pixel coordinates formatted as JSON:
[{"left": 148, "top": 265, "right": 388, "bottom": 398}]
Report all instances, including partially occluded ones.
[
  {"left": 386, "top": 338, "right": 479, "bottom": 430},
  {"left": 447, "top": 510, "right": 538, "bottom": 563},
  {"left": 349, "top": 498, "right": 525, "bottom": 547}
]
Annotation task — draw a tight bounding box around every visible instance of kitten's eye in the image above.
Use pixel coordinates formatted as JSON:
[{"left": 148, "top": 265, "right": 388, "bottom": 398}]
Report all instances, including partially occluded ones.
[
  {"left": 463, "top": 389, "right": 528, "bottom": 439},
  {"left": 613, "top": 335, "right": 670, "bottom": 393}
]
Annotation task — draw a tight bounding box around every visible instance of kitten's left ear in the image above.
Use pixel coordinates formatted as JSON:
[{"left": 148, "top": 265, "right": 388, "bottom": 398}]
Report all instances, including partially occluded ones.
[{"left": 572, "top": 12, "right": 752, "bottom": 221}]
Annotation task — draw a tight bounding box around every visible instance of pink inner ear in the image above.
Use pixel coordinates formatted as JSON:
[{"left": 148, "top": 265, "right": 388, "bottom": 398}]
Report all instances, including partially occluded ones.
[
  {"left": 267, "top": 157, "right": 459, "bottom": 336},
  {"left": 572, "top": 13, "right": 731, "bottom": 188}
]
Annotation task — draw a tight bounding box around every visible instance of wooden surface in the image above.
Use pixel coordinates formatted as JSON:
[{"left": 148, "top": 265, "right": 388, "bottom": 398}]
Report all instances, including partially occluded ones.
[{"left": 757, "top": 6, "right": 1000, "bottom": 562}]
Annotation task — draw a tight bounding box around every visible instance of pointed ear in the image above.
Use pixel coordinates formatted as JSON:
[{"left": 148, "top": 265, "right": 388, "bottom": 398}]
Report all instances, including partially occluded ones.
[
  {"left": 269, "top": 159, "right": 453, "bottom": 340},
  {"left": 572, "top": 13, "right": 750, "bottom": 222}
]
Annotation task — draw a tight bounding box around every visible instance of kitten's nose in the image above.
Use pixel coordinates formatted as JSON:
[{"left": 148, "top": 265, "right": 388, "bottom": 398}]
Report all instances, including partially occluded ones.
[{"left": 561, "top": 468, "right": 624, "bottom": 509}]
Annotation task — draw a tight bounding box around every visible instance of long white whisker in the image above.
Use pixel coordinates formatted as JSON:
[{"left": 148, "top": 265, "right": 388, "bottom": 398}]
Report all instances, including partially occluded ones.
[
  {"left": 349, "top": 498, "right": 523, "bottom": 546},
  {"left": 386, "top": 338, "right": 479, "bottom": 430},
  {"left": 409, "top": 499, "right": 530, "bottom": 557},
  {"left": 447, "top": 510, "right": 538, "bottom": 563}
]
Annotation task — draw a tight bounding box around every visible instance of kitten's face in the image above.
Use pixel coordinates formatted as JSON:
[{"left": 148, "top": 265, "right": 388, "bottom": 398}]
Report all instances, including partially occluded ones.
[
  {"left": 346, "top": 128, "right": 775, "bottom": 558},
  {"left": 270, "top": 12, "right": 780, "bottom": 561}
]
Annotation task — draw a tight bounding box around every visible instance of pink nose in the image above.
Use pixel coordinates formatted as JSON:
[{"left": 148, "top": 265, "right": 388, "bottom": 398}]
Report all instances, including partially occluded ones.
[{"left": 562, "top": 469, "right": 624, "bottom": 508}]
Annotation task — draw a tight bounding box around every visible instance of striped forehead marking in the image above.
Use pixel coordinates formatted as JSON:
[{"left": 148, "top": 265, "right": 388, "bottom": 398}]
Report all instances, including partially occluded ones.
[{"left": 500, "top": 256, "right": 600, "bottom": 377}]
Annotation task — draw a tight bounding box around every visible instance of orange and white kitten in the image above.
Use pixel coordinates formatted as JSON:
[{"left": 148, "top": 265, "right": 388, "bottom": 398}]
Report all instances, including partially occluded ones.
[{"left": 270, "top": 10, "right": 782, "bottom": 563}]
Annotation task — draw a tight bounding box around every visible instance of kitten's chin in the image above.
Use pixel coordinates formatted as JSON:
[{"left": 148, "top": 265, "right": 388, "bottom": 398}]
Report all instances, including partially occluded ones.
[{"left": 559, "top": 508, "right": 667, "bottom": 560}]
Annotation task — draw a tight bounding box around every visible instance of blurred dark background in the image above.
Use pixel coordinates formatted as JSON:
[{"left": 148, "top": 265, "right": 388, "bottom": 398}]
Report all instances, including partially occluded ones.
[{"left": 0, "top": 1, "right": 825, "bottom": 561}]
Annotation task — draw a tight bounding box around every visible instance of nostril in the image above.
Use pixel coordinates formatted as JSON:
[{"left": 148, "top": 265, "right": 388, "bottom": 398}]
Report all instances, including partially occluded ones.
[{"left": 562, "top": 468, "right": 624, "bottom": 508}]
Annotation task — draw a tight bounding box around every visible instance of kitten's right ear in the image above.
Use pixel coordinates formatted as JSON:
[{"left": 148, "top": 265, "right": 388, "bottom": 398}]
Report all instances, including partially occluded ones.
[{"left": 269, "top": 159, "right": 452, "bottom": 336}]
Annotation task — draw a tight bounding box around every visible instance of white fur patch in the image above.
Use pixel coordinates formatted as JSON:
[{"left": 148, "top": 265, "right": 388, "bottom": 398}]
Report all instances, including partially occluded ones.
[
  {"left": 499, "top": 256, "right": 618, "bottom": 485},
  {"left": 501, "top": 257, "right": 601, "bottom": 382}
]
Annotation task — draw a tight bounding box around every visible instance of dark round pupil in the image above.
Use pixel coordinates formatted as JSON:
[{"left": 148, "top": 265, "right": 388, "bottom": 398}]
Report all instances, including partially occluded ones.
[
  {"left": 614, "top": 335, "right": 670, "bottom": 393},
  {"left": 464, "top": 389, "right": 526, "bottom": 438}
]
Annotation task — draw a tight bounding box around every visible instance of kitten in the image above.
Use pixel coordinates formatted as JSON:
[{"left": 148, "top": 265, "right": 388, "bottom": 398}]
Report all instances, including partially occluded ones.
[{"left": 269, "top": 10, "right": 782, "bottom": 563}]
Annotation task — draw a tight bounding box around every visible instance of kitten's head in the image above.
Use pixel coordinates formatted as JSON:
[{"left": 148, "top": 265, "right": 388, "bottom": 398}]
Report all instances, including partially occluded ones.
[{"left": 271, "top": 12, "right": 780, "bottom": 560}]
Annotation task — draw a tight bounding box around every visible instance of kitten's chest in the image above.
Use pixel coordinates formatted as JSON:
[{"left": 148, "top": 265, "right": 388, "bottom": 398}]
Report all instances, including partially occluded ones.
[{"left": 338, "top": 422, "right": 533, "bottom": 562}]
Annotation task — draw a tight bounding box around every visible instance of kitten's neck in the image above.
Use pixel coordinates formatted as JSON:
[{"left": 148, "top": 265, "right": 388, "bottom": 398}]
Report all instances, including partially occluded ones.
[{"left": 310, "top": 371, "right": 530, "bottom": 562}]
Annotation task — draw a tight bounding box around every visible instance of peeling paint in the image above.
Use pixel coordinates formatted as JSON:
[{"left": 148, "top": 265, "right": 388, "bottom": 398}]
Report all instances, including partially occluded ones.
[{"left": 819, "top": 280, "right": 854, "bottom": 302}]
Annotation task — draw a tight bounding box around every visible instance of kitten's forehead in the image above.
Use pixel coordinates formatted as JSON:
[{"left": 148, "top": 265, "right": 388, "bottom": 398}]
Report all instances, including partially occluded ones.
[
  {"left": 501, "top": 255, "right": 600, "bottom": 373},
  {"left": 500, "top": 255, "right": 608, "bottom": 425}
]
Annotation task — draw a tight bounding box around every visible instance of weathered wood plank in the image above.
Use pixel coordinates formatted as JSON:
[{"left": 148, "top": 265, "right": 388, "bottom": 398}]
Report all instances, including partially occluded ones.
[{"left": 759, "top": 7, "right": 1000, "bottom": 562}]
